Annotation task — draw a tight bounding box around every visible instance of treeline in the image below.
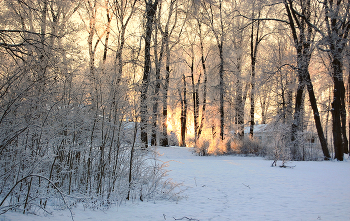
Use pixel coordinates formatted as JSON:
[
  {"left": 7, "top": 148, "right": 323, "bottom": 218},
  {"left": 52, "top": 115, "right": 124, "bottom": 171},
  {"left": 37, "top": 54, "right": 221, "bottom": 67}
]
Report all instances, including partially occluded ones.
[{"left": 132, "top": 0, "right": 349, "bottom": 161}]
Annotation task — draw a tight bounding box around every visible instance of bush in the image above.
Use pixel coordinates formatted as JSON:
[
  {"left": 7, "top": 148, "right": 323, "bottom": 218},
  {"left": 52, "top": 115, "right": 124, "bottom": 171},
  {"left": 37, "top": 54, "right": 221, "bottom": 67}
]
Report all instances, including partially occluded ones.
[{"left": 238, "top": 137, "right": 267, "bottom": 156}]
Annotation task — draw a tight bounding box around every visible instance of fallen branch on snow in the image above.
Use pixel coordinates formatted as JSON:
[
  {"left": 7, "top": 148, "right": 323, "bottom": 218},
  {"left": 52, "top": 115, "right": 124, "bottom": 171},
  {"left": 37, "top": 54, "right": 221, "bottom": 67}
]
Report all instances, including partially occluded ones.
[
  {"left": 173, "top": 216, "right": 200, "bottom": 221},
  {"left": 242, "top": 183, "right": 251, "bottom": 189}
]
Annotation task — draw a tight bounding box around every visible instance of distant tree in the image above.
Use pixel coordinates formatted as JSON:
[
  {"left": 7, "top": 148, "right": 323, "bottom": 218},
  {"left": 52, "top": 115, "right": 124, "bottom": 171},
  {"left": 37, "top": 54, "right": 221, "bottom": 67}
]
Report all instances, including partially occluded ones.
[
  {"left": 201, "top": 0, "right": 227, "bottom": 140},
  {"left": 196, "top": 20, "right": 209, "bottom": 141},
  {"left": 151, "top": 0, "right": 180, "bottom": 146},
  {"left": 248, "top": 0, "right": 268, "bottom": 137},
  {"left": 179, "top": 73, "right": 188, "bottom": 147},
  {"left": 229, "top": 1, "right": 249, "bottom": 140},
  {"left": 159, "top": 0, "right": 183, "bottom": 147}
]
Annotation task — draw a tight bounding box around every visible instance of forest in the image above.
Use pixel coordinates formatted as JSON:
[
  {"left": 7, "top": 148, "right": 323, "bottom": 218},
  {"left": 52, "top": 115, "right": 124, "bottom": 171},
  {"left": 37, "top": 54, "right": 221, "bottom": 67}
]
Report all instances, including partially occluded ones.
[{"left": 0, "top": 0, "right": 349, "bottom": 216}]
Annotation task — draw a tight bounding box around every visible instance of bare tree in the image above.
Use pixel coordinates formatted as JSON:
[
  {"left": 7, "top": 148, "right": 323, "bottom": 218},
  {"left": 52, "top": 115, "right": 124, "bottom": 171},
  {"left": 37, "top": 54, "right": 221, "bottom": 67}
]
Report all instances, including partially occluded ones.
[
  {"left": 179, "top": 73, "right": 188, "bottom": 146},
  {"left": 201, "top": 0, "right": 226, "bottom": 140},
  {"left": 282, "top": 0, "right": 330, "bottom": 160},
  {"left": 248, "top": 0, "right": 267, "bottom": 137},
  {"left": 322, "top": 0, "right": 350, "bottom": 160},
  {"left": 159, "top": 0, "right": 184, "bottom": 147},
  {"left": 196, "top": 21, "right": 209, "bottom": 141},
  {"left": 140, "top": 0, "right": 159, "bottom": 148}
]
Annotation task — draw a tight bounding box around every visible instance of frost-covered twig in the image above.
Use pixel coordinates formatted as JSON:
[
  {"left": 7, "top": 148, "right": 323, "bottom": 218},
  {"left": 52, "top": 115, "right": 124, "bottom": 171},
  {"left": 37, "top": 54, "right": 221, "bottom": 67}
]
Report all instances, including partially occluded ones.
[{"left": 0, "top": 174, "right": 74, "bottom": 221}]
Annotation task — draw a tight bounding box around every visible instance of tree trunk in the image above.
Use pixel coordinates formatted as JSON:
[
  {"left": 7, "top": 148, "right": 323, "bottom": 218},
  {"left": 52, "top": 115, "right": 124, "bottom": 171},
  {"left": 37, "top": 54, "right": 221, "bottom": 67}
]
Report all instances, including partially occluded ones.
[
  {"left": 197, "top": 22, "right": 207, "bottom": 141},
  {"left": 189, "top": 47, "right": 199, "bottom": 143},
  {"left": 140, "top": 0, "right": 159, "bottom": 148},
  {"left": 332, "top": 58, "right": 345, "bottom": 161},
  {"left": 235, "top": 77, "right": 244, "bottom": 139},
  {"left": 180, "top": 74, "right": 187, "bottom": 147},
  {"left": 151, "top": 9, "right": 163, "bottom": 146},
  {"left": 284, "top": 0, "right": 330, "bottom": 160},
  {"left": 249, "top": 7, "right": 262, "bottom": 138},
  {"left": 160, "top": 0, "right": 176, "bottom": 147},
  {"left": 126, "top": 122, "right": 138, "bottom": 200},
  {"left": 219, "top": 43, "right": 225, "bottom": 141},
  {"left": 160, "top": 34, "right": 170, "bottom": 146},
  {"left": 348, "top": 55, "right": 350, "bottom": 154},
  {"left": 291, "top": 70, "right": 305, "bottom": 160},
  {"left": 249, "top": 59, "right": 256, "bottom": 138},
  {"left": 305, "top": 72, "right": 331, "bottom": 159}
]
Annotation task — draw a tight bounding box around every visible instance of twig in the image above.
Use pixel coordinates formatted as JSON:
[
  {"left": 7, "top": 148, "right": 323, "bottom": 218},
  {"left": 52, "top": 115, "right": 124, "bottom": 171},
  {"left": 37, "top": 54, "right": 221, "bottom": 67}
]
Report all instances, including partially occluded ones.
[
  {"left": 279, "top": 165, "right": 296, "bottom": 168},
  {"left": 242, "top": 183, "right": 250, "bottom": 189},
  {"left": 173, "top": 216, "right": 200, "bottom": 221}
]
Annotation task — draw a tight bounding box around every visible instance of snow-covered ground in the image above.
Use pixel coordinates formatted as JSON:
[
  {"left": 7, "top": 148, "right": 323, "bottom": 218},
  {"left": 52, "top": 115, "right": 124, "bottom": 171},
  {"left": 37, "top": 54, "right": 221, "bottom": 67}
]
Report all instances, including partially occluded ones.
[{"left": 2, "top": 146, "right": 350, "bottom": 221}]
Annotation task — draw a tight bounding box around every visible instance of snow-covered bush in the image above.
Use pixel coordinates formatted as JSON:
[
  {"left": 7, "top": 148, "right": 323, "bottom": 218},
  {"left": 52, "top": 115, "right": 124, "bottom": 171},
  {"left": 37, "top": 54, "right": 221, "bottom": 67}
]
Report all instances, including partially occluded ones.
[
  {"left": 0, "top": 98, "right": 172, "bottom": 215},
  {"left": 194, "top": 139, "right": 210, "bottom": 156},
  {"left": 265, "top": 123, "right": 292, "bottom": 166},
  {"left": 263, "top": 122, "right": 325, "bottom": 162},
  {"left": 237, "top": 137, "right": 268, "bottom": 156}
]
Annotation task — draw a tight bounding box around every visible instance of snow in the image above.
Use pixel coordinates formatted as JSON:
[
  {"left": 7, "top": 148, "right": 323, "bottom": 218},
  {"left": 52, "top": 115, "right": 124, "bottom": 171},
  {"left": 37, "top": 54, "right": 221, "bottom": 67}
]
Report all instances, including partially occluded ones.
[
  {"left": 243, "top": 124, "right": 268, "bottom": 134},
  {"left": 2, "top": 146, "right": 350, "bottom": 221}
]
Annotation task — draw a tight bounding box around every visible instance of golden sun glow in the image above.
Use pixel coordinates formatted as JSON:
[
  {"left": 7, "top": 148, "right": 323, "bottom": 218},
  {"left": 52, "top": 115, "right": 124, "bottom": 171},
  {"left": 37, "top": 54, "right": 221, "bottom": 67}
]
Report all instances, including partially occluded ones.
[
  {"left": 166, "top": 105, "right": 236, "bottom": 155},
  {"left": 166, "top": 107, "right": 195, "bottom": 146}
]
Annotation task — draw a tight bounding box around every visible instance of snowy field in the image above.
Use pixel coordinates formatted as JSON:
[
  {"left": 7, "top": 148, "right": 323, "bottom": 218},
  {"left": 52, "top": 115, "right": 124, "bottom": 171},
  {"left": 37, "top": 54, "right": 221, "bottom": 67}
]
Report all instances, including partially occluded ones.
[{"left": 2, "top": 146, "right": 350, "bottom": 221}]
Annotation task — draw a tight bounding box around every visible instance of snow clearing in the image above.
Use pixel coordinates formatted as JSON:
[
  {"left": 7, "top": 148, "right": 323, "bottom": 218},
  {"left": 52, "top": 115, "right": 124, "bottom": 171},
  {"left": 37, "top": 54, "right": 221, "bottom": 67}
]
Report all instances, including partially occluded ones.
[{"left": 2, "top": 146, "right": 350, "bottom": 221}]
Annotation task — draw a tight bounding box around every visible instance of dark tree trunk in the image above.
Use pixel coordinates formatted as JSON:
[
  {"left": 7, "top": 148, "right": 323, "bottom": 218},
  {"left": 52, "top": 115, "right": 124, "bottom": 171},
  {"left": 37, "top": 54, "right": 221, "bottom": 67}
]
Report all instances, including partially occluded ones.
[
  {"left": 160, "top": 41, "right": 170, "bottom": 146},
  {"left": 305, "top": 72, "right": 331, "bottom": 159},
  {"left": 140, "top": 0, "right": 159, "bottom": 148},
  {"left": 332, "top": 58, "right": 345, "bottom": 161},
  {"left": 151, "top": 62, "right": 161, "bottom": 146},
  {"left": 348, "top": 57, "right": 350, "bottom": 154},
  {"left": 151, "top": 9, "right": 164, "bottom": 146},
  {"left": 197, "top": 22, "right": 207, "bottom": 140},
  {"left": 249, "top": 58, "right": 256, "bottom": 138},
  {"left": 180, "top": 74, "right": 187, "bottom": 147},
  {"left": 190, "top": 53, "right": 199, "bottom": 143},
  {"left": 322, "top": 0, "right": 350, "bottom": 160},
  {"left": 339, "top": 71, "right": 348, "bottom": 154},
  {"left": 219, "top": 43, "right": 225, "bottom": 140},
  {"left": 291, "top": 71, "right": 305, "bottom": 160},
  {"left": 126, "top": 122, "right": 138, "bottom": 200}
]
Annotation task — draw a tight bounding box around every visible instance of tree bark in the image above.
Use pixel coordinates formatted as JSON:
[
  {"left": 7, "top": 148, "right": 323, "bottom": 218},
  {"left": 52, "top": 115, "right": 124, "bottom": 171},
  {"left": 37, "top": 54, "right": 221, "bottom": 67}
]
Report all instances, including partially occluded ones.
[
  {"left": 332, "top": 59, "right": 345, "bottom": 161},
  {"left": 284, "top": 0, "right": 330, "bottom": 160},
  {"left": 189, "top": 48, "right": 199, "bottom": 143},
  {"left": 305, "top": 72, "right": 331, "bottom": 159},
  {"left": 160, "top": 34, "right": 170, "bottom": 146},
  {"left": 151, "top": 5, "right": 163, "bottom": 146},
  {"left": 140, "top": 0, "right": 159, "bottom": 148},
  {"left": 197, "top": 21, "right": 208, "bottom": 141},
  {"left": 249, "top": 4, "right": 262, "bottom": 138},
  {"left": 323, "top": 0, "right": 350, "bottom": 160},
  {"left": 219, "top": 42, "right": 225, "bottom": 141},
  {"left": 179, "top": 74, "right": 187, "bottom": 147},
  {"left": 160, "top": 0, "right": 178, "bottom": 146}
]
